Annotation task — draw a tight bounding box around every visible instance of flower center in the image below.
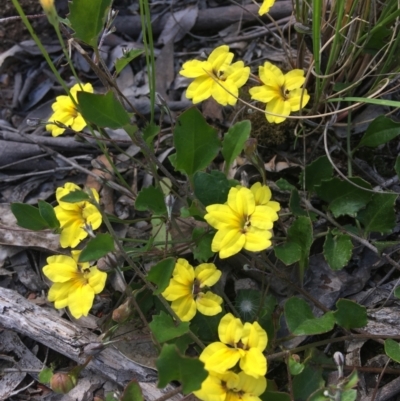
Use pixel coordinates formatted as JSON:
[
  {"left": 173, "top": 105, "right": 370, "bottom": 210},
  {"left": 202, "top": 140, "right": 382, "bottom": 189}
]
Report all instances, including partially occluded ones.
[
  {"left": 192, "top": 279, "right": 201, "bottom": 296},
  {"left": 281, "top": 86, "right": 290, "bottom": 100},
  {"left": 241, "top": 215, "right": 251, "bottom": 233}
]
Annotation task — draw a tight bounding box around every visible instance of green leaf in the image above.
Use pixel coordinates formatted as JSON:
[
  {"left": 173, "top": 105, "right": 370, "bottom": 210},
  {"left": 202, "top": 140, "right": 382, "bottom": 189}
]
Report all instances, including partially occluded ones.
[
  {"left": 78, "top": 233, "right": 114, "bottom": 262},
  {"left": 285, "top": 297, "right": 335, "bottom": 335},
  {"left": 135, "top": 186, "right": 167, "bottom": 215},
  {"left": 274, "top": 242, "right": 302, "bottom": 266},
  {"left": 115, "top": 49, "right": 144, "bottom": 74},
  {"left": 315, "top": 177, "right": 372, "bottom": 217},
  {"left": 11, "top": 203, "right": 49, "bottom": 231},
  {"left": 193, "top": 170, "right": 232, "bottom": 206},
  {"left": 192, "top": 227, "right": 214, "bottom": 262},
  {"left": 302, "top": 155, "right": 333, "bottom": 191},
  {"left": 292, "top": 365, "right": 324, "bottom": 401},
  {"left": 288, "top": 355, "right": 305, "bottom": 375},
  {"left": 334, "top": 299, "right": 367, "bottom": 329},
  {"left": 173, "top": 108, "right": 220, "bottom": 176},
  {"left": 38, "top": 200, "right": 60, "bottom": 230},
  {"left": 323, "top": 231, "right": 352, "bottom": 270},
  {"left": 146, "top": 258, "right": 175, "bottom": 295},
  {"left": 394, "top": 286, "right": 400, "bottom": 299},
  {"left": 358, "top": 115, "right": 400, "bottom": 148},
  {"left": 149, "top": 311, "right": 190, "bottom": 343},
  {"left": 120, "top": 380, "right": 144, "bottom": 401},
  {"left": 289, "top": 189, "right": 308, "bottom": 216},
  {"left": 357, "top": 193, "right": 398, "bottom": 233},
  {"left": 260, "top": 391, "right": 291, "bottom": 401},
  {"left": 221, "top": 120, "right": 251, "bottom": 173},
  {"left": 395, "top": 155, "right": 400, "bottom": 179},
  {"left": 68, "top": 0, "right": 112, "bottom": 47},
  {"left": 60, "top": 190, "right": 89, "bottom": 203},
  {"left": 156, "top": 344, "right": 207, "bottom": 394},
  {"left": 77, "top": 91, "right": 131, "bottom": 129},
  {"left": 275, "top": 216, "right": 313, "bottom": 271},
  {"left": 276, "top": 178, "right": 296, "bottom": 191},
  {"left": 385, "top": 339, "right": 400, "bottom": 363},
  {"left": 143, "top": 122, "right": 161, "bottom": 145}
]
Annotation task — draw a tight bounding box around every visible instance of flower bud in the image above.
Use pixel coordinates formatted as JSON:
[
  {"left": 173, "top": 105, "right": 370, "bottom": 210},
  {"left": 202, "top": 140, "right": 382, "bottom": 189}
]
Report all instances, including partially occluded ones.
[
  {"left": 112, "top": 298, "right": 133, "bottom": 322},
  {"left": 50, "top": 373, "right": 75, "bottom": 394},
  {"left": 40, "top": 0, "right": 55, "bottom": 12}
]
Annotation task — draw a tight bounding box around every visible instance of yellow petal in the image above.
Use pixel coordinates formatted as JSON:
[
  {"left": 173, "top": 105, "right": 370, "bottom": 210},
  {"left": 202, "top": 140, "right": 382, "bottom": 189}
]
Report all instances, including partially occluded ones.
[
  {"left": 171, "top": 295, "right": 196, "bottom": 321},
  {"left": 196, "top": 292, "right": 223, "bottom": 316},
  {"left": 173, "top": 258, "right": 195, "bottom": 285},
  {"left": 193, "top": 373, "right": 226, "bottom": 401},
  {"left": 205, "top": 204, "right": 241, "bottom": 230},
  {"left": 83, "top": 203, "right": 102, "bottom": 230},
  {"left": 249, "top": 84, "right": 276, "bottom": 103},
  {"left": 43, "top": 255, "right": 78, "bottom": 283},
  {"left": 68, "top": 283, "right": 95, "bottom": 318},
  {"left": 287, "top": 88, "right": 310, "bottom": 112},
  {"left": 284, "top": 69, "right": 306, "bottom": 91},
  {"left": 186, "top": 76, "right": 214, "bottom": 103},
  {"left": 211, "top": 80, "right": 237, "bottom": 106},
  {"left": 227, "top": 62, "right": 250, "bottom": 87},
  {"left": 162, "top": 279, "right": 192, "bottom": 301},
  {"left": 58, "top": 219, "right": 88, "bottom": 248},
  {"left": 265, "top": 97, "right": 291, "bottom": 124},
  {"left": 243, "top": 228, "right": 272, "bottom": 252},
  {"left": 87, "top": 267, "right": 107, "bottom": 294},
  {"left": 259, "top": 62, "right": 284, "bottom": 88},
  {"left": 208, "top": 45, "right": 233, "bottom": 71},
  {"left": 48, "top": 281, "right": 73, "bottom": 307},
  {"left": 227, "top": 187, "right": 255, "bottom": 217},
  {"left": 212, "top": 228, "right": 245, "bottom": 259},
  {"left": 195, "top": 263, "right": 221, "bottom": 287},
  {"left": 250, "top": 206, "right": 277, "bottom": 230},
  {"left": 258, "top": 0, "right": 275, "bottom": 15},
  {"left": 242, "top": 321, "right": 268, "bottom": 351},
  {"left": 218, "top": 313, "right": 243, "bottom": 345},
  {"left": 237, "top": 371, "right": 267, "bottom": 396},
  {"left": 180, "top": 59, "right": 212, "bottom": 78},
  {"left": 203, "top": 343, "right": 241, "bottom": 373},
  {"left": 239, "top": 348, "right": 267, "bottom": 378}
]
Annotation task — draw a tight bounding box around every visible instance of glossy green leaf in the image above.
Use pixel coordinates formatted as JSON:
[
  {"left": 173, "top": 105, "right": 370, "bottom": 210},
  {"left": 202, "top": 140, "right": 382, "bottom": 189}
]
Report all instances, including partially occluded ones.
[
  {"left": 358, "top": 115, "right": 400, "bottom": 148},
  {"left": 38, "top": 200, "right": 60, "bottom": 230},
  {"left": 275, "top": 216, "right": 313, "bottom": 271},
  {"left": 115, "top": 49, "right": 144, "bottom": 74},
  {"left": 146, "top": 257, "right": 175, "bottom": 295},
  {"left": 222, "top": 120, "right": 251, "bottom": 173},
  {"left": 78, "top": 91, "right": 131, "bottom": 128},
  {"left": 289, "top": 189, "right": 308, "bottom": 216},
  {"left": 193, "top": 170, "right": 232, "bottom": 206},
  {"left": 135, "top": 186, "right": 167, "bottom": 215},
  {"left": 323, "top": 231, "right": 352, "bottom": 270},
  {"left": 149, "top": 311, "right": 190, "bottom": 343},
  {"left": 172, "top": 108, "right": 220, "bottom": 176},
  {"left": 334, "top": 299, "right": 367, "bottom": 329},
  {"left": 357, "top": 193, "right": 398, "bottom": 233},
  {"left": 120, "top": 380, "right": 144, "bottom": 401},
  {"left": 292, "top": 365, "right": 324, "bottom": 401},
  {"left": 302, "top": 155, "right": 333, "bottom": 191},
  {"left": 68, "top": 0, "right": 112, "bottom": 47},
  {"left": 385, "top": 339, "right": 400, "bottom": 363},
  {"left": 60, "top": 190, "right": 89, "bottom": 203},
  {"left": 156, "top": 344, "right": 207, "bottom": 394},
  {"left": 11, "top": 203, "right": 49, "bottom": 231},
  {"left": 285, "top": 297, "right": 335, "bottom": 335},
  {"left": 260, "top": 391, "right": 290, "bottom": 401},
  {"left": 315, "top": 177, "right": 372, "bottom": 217},
  {"left": 192, "top": 227, "right": 214, "bottom": 262},
  {"left": 78, "top": 233, "right": 114, "bottom": 262}
]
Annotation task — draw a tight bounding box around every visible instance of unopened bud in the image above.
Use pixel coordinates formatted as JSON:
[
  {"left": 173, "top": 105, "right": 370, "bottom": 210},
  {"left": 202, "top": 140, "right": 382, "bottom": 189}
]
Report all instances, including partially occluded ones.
[
  {"left": 40, "top": 0, "right": 55, "bottom": 12},
  {"left": 244, "top": 138, "right": 258, "bottom": 158},
  {"left": 50, "top": 373, "right": 75, "bottom": 394},
  {"left": 112, "top": 298, "right": 133, "bottom": 322},
  {"left": 83, "top": 341, "right": 105, "bottom": 356}
]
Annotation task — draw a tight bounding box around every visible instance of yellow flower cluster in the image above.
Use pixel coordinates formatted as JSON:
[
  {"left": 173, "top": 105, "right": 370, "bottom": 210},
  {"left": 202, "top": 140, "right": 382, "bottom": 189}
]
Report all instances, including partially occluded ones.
[
  {"left": 42, "top": 182, "right": 106, "bottom": 319},
  {"left": 46, "top": 82, "right": 92, "bottom": 137},
  {"left": 162, "top": 258, "right": 223, "bottom": 321},
  {"left": 194, "top": 313, "right": 268, "bottom": 401},
  {"left": 205, "top": 183, "right": 280, "bottom": 258},
  {"left": 179, "top": 45, "right": 309, "bottom": 124}
]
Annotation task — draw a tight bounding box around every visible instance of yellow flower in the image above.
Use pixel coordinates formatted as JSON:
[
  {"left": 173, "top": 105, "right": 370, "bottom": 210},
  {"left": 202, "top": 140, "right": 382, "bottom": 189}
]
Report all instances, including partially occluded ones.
[
  {"left": 194, "top": 370, "right": 267, "bottom": 401},
  {"left": 162, "top": 258, "right": 223, "bottom": 322},
  {"left": 43, "top": 251, "right": 107, "bottom": 319},
  {"left": 54, "top": 182, "right": 102, "bottom": 248},
  {"left": 179, "top": 45, "right": 250, "bottom": 106},
  {"left": 258, "top": 0, "right": 276, "bottom": 15},
  {"left": 249, "top": 62, "right": 310, "bottom": 124},
  {"left": 204, "top": 185, "right": 280, "bottom": 259},
  {"left": 200, "top": 313, "right": 268, "bottom": 378},
  {"left": 46, "top": 83, "right": 93, "bottom": 137}
]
